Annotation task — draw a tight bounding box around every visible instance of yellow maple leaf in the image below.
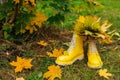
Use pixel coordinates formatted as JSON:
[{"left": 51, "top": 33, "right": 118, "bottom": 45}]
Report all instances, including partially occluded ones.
[
  {"left": 78, "top": 16, "right": 85, "bottom": 23},
  {"left": 101, "top": 20, "right": 112, "bottom": 33},
  {"left": 47, "top": 48, "right": 63, "bottom": 57},
  {"left": 10, "top": 56, "right": 33, "bottom": 73},
  {"left": 37, "top": 40, "right": 48, "bottom": 46},
  {"left": 24, "top": 12, "right": 47, "bottom": 34},
  {"left": 16, "top": 77, "right": 25, "bottom": 80},
  {"left": 98, "top": 69, "right": 112, "bottom": 79},
  {"left": 43, "top": 65, "right": 62, "bottom": 80}
]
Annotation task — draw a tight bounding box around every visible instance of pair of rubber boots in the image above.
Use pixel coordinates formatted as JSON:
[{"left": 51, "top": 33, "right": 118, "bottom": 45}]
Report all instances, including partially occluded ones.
[{"left": 56, "top": 33, "right": 103, "bottom": 68}]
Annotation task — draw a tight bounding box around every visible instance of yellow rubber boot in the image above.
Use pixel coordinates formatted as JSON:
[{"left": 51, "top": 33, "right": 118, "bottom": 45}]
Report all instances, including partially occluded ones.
[
  {"left": 87, "top": 39, "right": 103, "bottom": 68},
  {"left": 55, "top": 33, "right": 84, "bottom": 65}
]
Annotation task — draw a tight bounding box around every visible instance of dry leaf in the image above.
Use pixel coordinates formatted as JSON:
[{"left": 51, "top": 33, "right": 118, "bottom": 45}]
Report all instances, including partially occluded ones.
[
  {"left": 47, "top": 48, "right": 63, "bottom": 57},
  {"left": 10, "top": 56, "right": 33, "bottom": 73},
  {"left": 16, "top": 77, "right": 25, "bottom": 80},
  {"left": 43, "top": 65, "right": 62, "bottom": 80},
  {"left": 101, "top": 20, "right": 112, "bottom": 32},
  {"left": 37, "top": 40, "right": 48, "bottom": 46},
  {"left": 98, "top": 69, "right": 112, "bottom": 79},
  {"left": 78, "top": 16, "right": 85, "bottom": 23}
]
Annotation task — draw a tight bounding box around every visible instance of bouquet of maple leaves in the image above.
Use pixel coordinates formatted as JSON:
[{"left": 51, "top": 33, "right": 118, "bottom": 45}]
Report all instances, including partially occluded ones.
[{"left": 74, "top": 16, "right": 112, "bottom": 44}]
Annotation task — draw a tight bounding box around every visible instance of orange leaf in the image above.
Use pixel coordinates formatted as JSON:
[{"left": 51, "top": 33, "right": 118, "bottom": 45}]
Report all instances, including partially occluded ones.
[
  {"left": 47, "top": 48, "right": 63, "bottom": 57},
  {"left": 43, "top": 65, "right": 62, "bottom": 80},
  {"left": 10, "top": 56, "right": 33, "bottom": 73},
  {"left": 101, "top": 20, "right": 112, "bottom": 32},
  {"left": 37, "top": 40, "right": 48, "bottom": 46}
]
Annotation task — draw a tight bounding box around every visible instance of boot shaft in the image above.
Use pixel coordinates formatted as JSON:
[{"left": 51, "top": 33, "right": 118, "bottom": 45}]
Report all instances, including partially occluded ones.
[
  {"left": 88, "top": 39, "right": 98, "bottom": 54},
  {"left": 87, "top": 39, "right": 103, "bottom": 68},
  {"left": 67, "top": 33, "right": 84, "bottom": 53}
]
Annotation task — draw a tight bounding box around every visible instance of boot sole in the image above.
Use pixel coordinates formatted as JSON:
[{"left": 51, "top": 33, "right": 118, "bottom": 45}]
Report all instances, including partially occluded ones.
[
  {"left": 87, "top": 53, "right": 103, "bottom": 69},
  {"left": 87, "top": 62, "right": 103, "bottom": 69},
  {"left": 55, "top": 56, "right": 84, "bottom": 66}
]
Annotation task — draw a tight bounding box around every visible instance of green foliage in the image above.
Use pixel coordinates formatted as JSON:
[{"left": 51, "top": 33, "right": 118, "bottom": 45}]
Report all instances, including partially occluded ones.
[
  {"left": 0, "top": 46, "right": 6, "bottom": 51},
  {"left": 23, "top": 50, "right": 34, "bottom": 56},
  {"left": 0, "top": 0, "right": 35, "bottom": 40},
  {"left": 26, "top": 71, "right": 44, "bottom": 80},
  {"left": 0, "top": 0, "right": 103, "bottom": 41},
  {"left": 36, "top": 0, "right": 70, "bottom": 25}
]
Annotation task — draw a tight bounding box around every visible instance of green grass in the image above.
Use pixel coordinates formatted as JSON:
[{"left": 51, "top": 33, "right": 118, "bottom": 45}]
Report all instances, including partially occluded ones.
[
  {"left": 97, "top": 0, "right": 120, "bottom": 31},
  {"left": 0, "top": 0, "right": 120, "bottom": 80},
  {"left": 61, "top": 45, "right": 120, "bottom": 80}
]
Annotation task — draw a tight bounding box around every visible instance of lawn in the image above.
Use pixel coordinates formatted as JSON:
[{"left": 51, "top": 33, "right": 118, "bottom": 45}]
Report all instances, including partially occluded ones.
[{"left": 0, "top": 0, "right": 120, "bottom": 80}]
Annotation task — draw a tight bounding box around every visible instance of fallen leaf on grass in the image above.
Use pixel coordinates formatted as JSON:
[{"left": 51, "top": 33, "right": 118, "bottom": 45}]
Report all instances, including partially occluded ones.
[
  {"left": 16, "top": 77, "right": 25, "bottom": 80},
  {"left": 10, "top": 56, "right": 33, "bottom": 73},
  {"left": 47, "top": 48, "right": 63, "bottom": 57},
  {"left": 98, "top": 69, "right": 112, "bottom": 79},
  {"left": 37, "top": 40, "right": 48, "bottom": 46},
  {"left": 43, "top": 65, "right": 62, "bottom": 80}
]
